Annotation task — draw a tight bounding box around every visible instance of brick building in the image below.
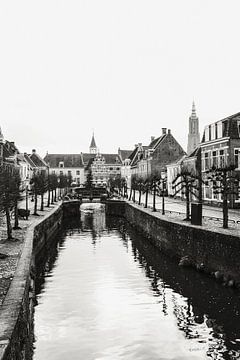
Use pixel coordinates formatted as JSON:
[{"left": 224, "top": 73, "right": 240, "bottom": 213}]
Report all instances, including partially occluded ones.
[{"left": 200, "top": 112, "right": 240, "bottom": 207}]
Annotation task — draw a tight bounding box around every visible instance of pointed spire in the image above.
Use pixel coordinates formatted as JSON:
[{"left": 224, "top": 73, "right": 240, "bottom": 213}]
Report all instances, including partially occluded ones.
[
  {"left": 90, "top": 133, "right": 96, "bottom": 148},
  {"left": 191, "top": 101, "right": 197, "bottom": 118},
  {"left": 89, "top": 132, "right": 97, "bottom": 154}
]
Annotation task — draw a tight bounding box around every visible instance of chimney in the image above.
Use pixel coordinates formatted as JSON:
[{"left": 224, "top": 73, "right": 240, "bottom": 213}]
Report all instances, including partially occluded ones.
[
  {"left": 162, "top": 128, "right": 167, "bottom": 135},
  {"left": 138, "top": 143, "right": 142, "bottom": 147},
  {"left": 151, "top": 136, "right": 155, "bottom": 142},
  {"left": 168, "top": 129, "right": 171, "bottom": 134},
  {"left": 32, "top": 149, "right": 36, "bottom": 154}
]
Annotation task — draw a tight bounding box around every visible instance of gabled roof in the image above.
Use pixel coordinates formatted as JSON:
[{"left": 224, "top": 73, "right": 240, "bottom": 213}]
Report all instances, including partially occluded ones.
[
  {"left": 24, "top": 153, "right": 36, "bottom": 168},
  {"left": 82, "top": 153, "right": 95, "bottom": 165},
  {"left": 3, "top": 141, "right": 19, "bottom": 159},
  {"left": 101, "top": 153, "right": 122, "bottom": 164},
  {"left": 118, "top": 149, "right": 132, "bottom": 161},
  {"left": 30, "top": 152, "right": 48, "bottom": 168},
  {"left": 44, "top": 154, "right": 84, "bottom": 168},
  {"left": 148, "top": 134, "right": 166, "bottom": 149}
]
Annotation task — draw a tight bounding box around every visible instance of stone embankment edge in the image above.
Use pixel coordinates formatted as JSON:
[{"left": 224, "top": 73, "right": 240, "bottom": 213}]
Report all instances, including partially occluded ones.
[
  {"left": 124, "top": 202, "right": 240, "bottom": 286},
  {"left": 106, "top": 200, "right": 240, "bottom": 287},
  {"left": 0, "top": 204, "right": 62, "bottom": 360}
]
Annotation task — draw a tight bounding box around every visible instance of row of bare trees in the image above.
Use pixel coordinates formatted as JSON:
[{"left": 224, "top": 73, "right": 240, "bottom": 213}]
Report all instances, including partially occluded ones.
[
  {"left": 109, "top": 165, "right": 240, "bottom": 229},
  {"left": 0, "top": 166, "right": 72, "bottom": 240}
]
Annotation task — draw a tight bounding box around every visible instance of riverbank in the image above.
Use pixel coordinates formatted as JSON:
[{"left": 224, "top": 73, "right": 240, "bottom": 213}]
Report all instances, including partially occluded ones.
[
  {"left": 0, "top": 202, "right": 62, "bottom": 360},
  {"left": 106, "top": 199, "right": 240, "bottom": 287}
]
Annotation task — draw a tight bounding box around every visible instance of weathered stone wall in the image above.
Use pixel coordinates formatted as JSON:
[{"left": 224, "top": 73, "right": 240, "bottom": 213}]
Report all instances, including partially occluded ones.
[
  {"left": 125, "top": 203, "right": 240, "bottom": 285},
  {"left": 105, "top": 200, "right": 125, "bottom": 217},
  {"left": 0, "top": 205, "right": 62, "bottom": 360}
]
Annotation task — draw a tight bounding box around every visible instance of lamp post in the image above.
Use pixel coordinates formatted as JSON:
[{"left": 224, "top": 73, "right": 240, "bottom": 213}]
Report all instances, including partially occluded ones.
[{"left": 160, "top": 173, "right": 167, "bottom": 215}]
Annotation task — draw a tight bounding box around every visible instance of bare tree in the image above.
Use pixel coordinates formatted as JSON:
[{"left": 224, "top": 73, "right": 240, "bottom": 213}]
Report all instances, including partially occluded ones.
[
  {"left": 0, "top": 166, "right": 21, "bottom": 239},
  {"left": 172, "top": 168, "right": 201, "bottom": 221},
  {"left": 206, "top": 165, "right": 239, "bottom": 228}
]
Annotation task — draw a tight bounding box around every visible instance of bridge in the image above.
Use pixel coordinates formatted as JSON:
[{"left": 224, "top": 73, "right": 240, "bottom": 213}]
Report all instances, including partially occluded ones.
[{"left": 65, "top": 186, "right": 109, "bottom": 202}]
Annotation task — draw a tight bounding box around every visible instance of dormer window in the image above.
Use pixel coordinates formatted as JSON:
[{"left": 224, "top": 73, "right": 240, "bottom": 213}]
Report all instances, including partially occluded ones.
[{"left": 59, "top": 161, "right": 64, "bottom": 168}]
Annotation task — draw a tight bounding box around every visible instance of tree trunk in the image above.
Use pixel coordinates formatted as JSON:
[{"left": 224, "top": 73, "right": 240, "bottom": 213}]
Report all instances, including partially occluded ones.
[
  {"left": 40, "top": 194, "right": 44, "bottom": 211},
  {"left": 47, "top": 189, "right": 51, "bottom": 207},
  {"left": 13, "top": 202, "right": 20, "bottom": 229},
  {"left": 153, "top": 183, "right": 156, "bottom": 212},
  {"left": 144, "top": 189, "right": 148, "bottom": 208},
  {"left": 133, "top": 189, "right": 136, "bottom": 203},
  {"left": 51, "top": 190, "right": 54, "bottom": 204},
  {"left": 54, "top": 189, "right": 57, "bottom": 202},
  {"left": 5, "top": 207, "right": 13, "bottom": 239},
  {"left": 138, "top": 188, "right": 142, "bottom": 205},
  {"left": 223, "top": 196, "right": 228, "bottom": 229},
  {"left": 34, "top": 192, "right": 38, "bottom": 215},
  {"left": 128, "top": 188, "right": 132, "bottom": 201},
  {"left": 186, "top": 188, "right": 190, "bottom": 220}
]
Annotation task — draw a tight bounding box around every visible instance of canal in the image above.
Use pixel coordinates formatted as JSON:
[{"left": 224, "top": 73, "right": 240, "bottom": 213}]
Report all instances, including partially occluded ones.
[{"left": 33, "top": 203, "right": 240, "bottom": 360}]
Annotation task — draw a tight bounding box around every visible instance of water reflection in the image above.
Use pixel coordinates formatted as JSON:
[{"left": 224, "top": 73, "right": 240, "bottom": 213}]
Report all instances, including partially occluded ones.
[{"left": 33, "top": 204, "right": 240, "bottom": 360}]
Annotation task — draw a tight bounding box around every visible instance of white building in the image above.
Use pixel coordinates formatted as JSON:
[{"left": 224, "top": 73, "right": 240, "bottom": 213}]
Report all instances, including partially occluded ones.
[{"left": 44, "top": 153, "right": 85, "bottom": 185}]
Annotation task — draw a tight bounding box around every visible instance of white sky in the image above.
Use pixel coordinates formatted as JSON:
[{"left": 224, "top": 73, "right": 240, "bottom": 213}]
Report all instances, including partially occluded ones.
[{"left": 0, "top": 1, "right": 240, "bottom": 157}]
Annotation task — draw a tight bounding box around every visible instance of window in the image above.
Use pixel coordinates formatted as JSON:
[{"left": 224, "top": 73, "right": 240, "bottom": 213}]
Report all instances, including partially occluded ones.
[
  {"left": 60, "top": 171, "right": 63, "bottom": 175},
  {"left": 76, "top": 170, "right": 80, "bottom": 175},
  {"left": 217, "top": 122, "right": 223, "bottom": 138},
  {"left": 68, "top": 171, "right": 72, "bottom": 176},
  {"left": 204, "top": 152, "right": 210, "bottom": 170},
  {"left": 215, "top": 123, "right": 218, "bottom": 139},
  {"left": 234, "top": 149, "right": 240, "bottom": 168},
  {"left": 212, "top": 151, "right": 217, "bottom": 167},
  {"left": 211, "top": 124, "right": 216, "bottom": 140},
  {"left": 59, "top": 161, "right": 64, "bottom": 168},
  {"left": 219, "top": 150, "right": 225, "bottom": 167},
  {"left": 205, "top": 127, "right": 209, "bottom": 142}
]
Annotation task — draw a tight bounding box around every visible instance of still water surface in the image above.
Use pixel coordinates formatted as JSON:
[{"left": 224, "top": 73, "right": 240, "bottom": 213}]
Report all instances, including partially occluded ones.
[{"left": 33, "top": 204, "right": 240, "bottom": 360}]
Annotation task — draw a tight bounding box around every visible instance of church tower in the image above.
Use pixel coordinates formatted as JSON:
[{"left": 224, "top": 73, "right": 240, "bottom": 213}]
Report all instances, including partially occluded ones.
[
  {"left": 187, "top": 101, "right": 200, "bottom": 155},
  {"left": 89, "top": 133, "right": 97, "bottom": 154}
]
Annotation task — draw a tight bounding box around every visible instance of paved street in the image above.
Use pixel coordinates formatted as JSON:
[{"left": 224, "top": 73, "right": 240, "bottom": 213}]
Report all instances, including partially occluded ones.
[{"left": 126, "top": 190, "right": 240, "bottom": 225}]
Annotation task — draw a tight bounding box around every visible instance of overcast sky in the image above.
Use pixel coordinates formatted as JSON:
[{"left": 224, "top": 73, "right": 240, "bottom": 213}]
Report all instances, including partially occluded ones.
[{"left": 0, "top": 1, "right": 240, "bottom": 157}]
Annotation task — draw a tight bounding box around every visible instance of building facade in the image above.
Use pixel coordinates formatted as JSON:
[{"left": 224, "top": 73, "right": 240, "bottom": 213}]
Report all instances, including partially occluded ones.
[
  {"left": 44, "top": 153, "right": 85, "bottom": 185},
  {"left": 200, "top": 112, "right": 240, "bottom": 207}
]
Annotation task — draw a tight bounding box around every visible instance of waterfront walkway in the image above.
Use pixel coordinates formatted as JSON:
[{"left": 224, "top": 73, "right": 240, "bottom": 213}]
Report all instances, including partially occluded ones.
[
  {"left": 0, "top": 196, "right": 60, "bottom": 307},
  {"left": 127, "top": 191, "right": 240, "bottom": 229}
]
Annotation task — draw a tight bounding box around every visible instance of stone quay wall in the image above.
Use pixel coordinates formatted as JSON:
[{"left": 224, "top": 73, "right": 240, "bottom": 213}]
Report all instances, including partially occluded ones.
[
  {"left": 0, "top": 205, "right": 62, "bottom": 360},
  {"left": 105, "top": 200, "right": 240, "bottom": 287},
  {"left": 124, "top": 202, "right": 240, "bottom": 286}
]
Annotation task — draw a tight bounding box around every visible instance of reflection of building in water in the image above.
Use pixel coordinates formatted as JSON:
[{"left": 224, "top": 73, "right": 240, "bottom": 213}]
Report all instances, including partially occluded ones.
[{"left": 80, "top": 204, "right": 106, "bottom": 236}]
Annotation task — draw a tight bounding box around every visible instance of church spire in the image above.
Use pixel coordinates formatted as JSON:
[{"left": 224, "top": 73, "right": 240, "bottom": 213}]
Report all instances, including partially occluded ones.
[
  {"left": 89, "top": 133, "right": 97, "bottom": 154},
  {"left": 187, "top": 101, "right": 200, "bottom": 155}
]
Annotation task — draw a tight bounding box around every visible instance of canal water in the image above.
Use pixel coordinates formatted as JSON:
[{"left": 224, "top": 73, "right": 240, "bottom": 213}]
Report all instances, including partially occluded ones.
[{"left": 33, "top": 203, "right": 240, "bottom": 360}]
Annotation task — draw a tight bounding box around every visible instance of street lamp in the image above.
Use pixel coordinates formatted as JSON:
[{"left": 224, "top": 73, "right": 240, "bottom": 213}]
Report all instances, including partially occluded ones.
[{"left": 160, "top": 173, "right": 167, "bottom": 215}]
